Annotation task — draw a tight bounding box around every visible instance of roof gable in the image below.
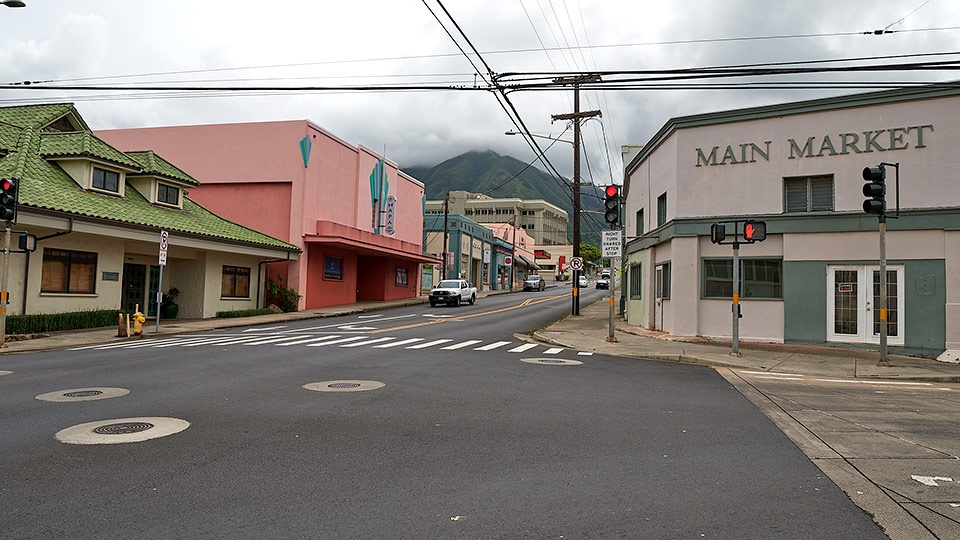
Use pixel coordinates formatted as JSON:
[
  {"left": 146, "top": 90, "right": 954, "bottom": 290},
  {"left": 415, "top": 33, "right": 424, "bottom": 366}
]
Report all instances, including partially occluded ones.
[
  {"left": 125, "top": 150, "right": 200, "bottom": 186},
  {"left": 0, "top": 103, "right": 88, "bottom": 131}
]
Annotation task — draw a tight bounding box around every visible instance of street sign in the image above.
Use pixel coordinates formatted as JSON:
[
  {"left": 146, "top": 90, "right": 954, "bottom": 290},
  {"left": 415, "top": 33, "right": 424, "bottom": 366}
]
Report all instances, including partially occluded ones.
[
  {"left": 504, "top": 256, "right": 513, "bottom": 266},
  {"left": 570, "top": 257, "right": 583, "bottom": 270},
  {"left": 159, "top": 230, "right": 169, "bottom": 266},
  {"left": 602, "top": 230, "right": 622, "bottom": 258}
]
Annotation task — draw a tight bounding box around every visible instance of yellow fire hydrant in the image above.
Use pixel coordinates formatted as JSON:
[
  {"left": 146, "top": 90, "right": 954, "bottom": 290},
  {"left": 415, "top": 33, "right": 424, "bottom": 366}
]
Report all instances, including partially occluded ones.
[{"left": 131, "top": 306, "right": 146, "bottom": 338}]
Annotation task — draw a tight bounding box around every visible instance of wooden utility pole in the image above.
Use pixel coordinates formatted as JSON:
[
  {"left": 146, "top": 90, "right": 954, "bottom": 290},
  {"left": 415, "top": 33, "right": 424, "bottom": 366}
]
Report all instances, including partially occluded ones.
[
  {"left": 442, "top": 191, "right": 450, "bottom": 281},
  {"left": 552, "top": 74, "right": 601, "bottom": 316}
]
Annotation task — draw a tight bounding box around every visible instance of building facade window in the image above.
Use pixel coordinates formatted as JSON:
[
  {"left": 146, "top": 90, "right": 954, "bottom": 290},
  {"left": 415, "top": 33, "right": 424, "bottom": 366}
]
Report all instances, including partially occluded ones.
[
  {"left": 703, "top": 258, "right": 782, "bottom": 299},
  {"left": 629, "top": 263, "right": 642, "bottom": 299},
  {"left": 657, "top": 193, "right": 667, "bottom": 227},
  {"left": 92, "top": 167, "right": 120, "bottom": 193},
  {"left": 157, "top": 183, "right": 180, "bottom": 205},
  {"left": 41, "top": 249, "right": 97, "bottom": 294},
  {"left": 221, "top": 265, "right": 251, "bottom": 298},
  {"left": 324, "top": 256, "right": 343, "bottom": 280},
  {"left": 656, "top": 262, "right": 671, "bottom": 299},
  {"left": 636, "top": 208, "right": 644, "bottom": 237},
  {"left": 396, "top": 267, "right": 409, "bottom": 286},
  {"left": 784, "top": 174, "right": 834, "bottom": 212}
]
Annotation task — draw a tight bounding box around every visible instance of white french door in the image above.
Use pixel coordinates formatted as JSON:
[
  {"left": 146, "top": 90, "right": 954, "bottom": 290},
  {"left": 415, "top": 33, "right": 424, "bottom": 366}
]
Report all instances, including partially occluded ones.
[{"left": 827, "top": 265, "right": 904, "bottom": 345}]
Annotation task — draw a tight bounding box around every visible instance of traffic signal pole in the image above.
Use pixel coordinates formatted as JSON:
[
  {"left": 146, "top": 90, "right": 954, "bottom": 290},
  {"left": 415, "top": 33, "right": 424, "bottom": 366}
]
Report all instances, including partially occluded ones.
[
  {"left": 878, "top": 215, "right": 889, "bottom": 367},
  {"left": 862, "top": 163, "right": 898, "bottom": 367}
]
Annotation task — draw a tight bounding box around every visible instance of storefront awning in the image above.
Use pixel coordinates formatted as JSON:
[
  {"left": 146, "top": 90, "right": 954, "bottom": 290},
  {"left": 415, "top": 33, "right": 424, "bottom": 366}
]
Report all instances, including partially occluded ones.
[
  {"left": 517, "top": 255, "right": 540, "bottom": 270},
  {"left": 305, "top": 220, "right": 441, "bottom": 266}
]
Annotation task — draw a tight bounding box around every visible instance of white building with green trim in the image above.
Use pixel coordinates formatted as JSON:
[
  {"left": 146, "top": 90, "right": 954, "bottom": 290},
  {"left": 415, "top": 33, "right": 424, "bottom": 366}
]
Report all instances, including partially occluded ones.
[
  {"left": 622, "top": 84, "right": 959, "bottom": 361},
  {"left": 0, "top": 103, "right": 300, "bottom": 320}
]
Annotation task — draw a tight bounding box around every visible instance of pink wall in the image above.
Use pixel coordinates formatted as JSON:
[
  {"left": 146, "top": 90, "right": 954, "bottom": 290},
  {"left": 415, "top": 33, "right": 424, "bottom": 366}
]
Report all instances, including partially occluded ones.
[{"left": 98, "top": 120, "right": 429, "bottom": 310}]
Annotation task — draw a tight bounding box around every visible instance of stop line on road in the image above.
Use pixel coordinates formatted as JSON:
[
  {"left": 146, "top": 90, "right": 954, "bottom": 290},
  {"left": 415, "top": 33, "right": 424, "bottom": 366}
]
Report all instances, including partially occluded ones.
[{"left": 69, "top": 333, "right": 594, "bottom": 357}]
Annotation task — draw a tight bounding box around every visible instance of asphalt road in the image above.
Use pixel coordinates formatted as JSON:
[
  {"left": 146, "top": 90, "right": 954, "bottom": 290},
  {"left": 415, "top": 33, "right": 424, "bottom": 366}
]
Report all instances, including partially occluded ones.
[{"left": 0, "top": 288, "right": 885, "bottom": 538}]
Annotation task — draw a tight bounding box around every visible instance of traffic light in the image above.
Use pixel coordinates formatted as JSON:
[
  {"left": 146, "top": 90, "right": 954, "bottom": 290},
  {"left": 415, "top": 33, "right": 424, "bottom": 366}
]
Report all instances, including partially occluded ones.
[
  {"left": 603, "top": 184, "right": 620, "bottom": 226},
  {"left": 743, "top": 220, "right": 766, "bottom": 242},
  {"left": 710, "top": 223, "right": 726, "bottom": 244},
  {"left": 0, "top": 178, "right": 18, "bottom": 224},
  {"left": 862, "top": 165, "right": 886, "bottom": 215}
]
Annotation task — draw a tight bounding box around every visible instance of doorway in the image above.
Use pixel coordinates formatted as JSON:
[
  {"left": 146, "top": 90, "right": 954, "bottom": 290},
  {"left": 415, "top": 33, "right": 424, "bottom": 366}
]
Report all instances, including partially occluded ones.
[{"left": 827, "top": 265, "right": 904, "bottom": 345}]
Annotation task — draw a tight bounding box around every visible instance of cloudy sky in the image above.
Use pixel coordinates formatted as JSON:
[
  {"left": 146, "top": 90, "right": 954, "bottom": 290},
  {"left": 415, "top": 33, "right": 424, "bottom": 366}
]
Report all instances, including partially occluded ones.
[{"left": 1, "top": 0, "right": 957, "bottom": 183}]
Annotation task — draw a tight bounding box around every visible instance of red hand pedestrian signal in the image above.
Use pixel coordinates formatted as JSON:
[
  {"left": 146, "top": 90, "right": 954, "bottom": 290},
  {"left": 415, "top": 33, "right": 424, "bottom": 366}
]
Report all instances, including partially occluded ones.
[{"left": 743, "top": 220, "right": 766, "bottom": 242}]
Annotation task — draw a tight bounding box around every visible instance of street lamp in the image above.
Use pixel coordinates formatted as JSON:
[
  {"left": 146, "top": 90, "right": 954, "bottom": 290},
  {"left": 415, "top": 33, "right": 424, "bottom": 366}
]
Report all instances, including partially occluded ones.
[
  {"left": 1, "top": 1, "right": 26, "bottom": 7},
  {"left": 504, "top": 130, "right": 573, "bottom": 145}
]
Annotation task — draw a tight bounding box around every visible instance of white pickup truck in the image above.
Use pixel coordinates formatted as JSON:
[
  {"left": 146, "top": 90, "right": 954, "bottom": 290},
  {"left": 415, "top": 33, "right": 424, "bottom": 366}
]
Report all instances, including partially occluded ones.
[{"left": 428, "top": 279, "right": 477, "bottom": 307}]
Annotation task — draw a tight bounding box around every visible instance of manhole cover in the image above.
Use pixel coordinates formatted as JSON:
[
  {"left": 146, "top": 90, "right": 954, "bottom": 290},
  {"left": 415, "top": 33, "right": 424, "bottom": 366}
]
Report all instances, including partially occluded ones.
[
  {"left": 93, "top": 422, "right": 154, "bottom": 435},
  {"left": 56, "top": 417, "right": 190, "bottom": 445},
  {"left": 328, "top": 382, "right": 362, "bottom": 389},
  {"left": 304, "top": 380, "right": 386, "bottom": 393},
  {"left": 36, "top": 387, "right": 130, "bottom": 402},
  {"left": 520, "top": 357, "right": 583, "bottom": 366},
  {"left": 64, "top": 390, "right": 103, "bottom": 398}
]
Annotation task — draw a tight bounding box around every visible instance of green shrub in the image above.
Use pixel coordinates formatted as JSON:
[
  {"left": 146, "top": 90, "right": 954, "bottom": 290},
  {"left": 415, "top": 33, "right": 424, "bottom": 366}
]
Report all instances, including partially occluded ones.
[
  {"left": 266, "top": 274, "right": 302, "bottom": 312},
  {"left": 6, "top": 310, "right": 120, "bottom": 335},
  {"left": 215, "top": 308, "right": 276, "bottom": 318}
]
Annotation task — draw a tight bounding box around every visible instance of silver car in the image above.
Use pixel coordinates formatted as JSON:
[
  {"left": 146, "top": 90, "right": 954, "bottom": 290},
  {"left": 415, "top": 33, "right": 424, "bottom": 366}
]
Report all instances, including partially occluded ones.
[{"left": 523, "top": 275, "right": 545, "bottom": 291}]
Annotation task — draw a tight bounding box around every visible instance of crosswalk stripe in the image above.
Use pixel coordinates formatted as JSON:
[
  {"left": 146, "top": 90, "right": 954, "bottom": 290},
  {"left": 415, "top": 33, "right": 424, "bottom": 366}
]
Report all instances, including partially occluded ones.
[
  {"left": 241, "top": 335, "right": 309, "bottom": 346},
  {"left": 306, "top": 336, "right": 368, "bottom": 347},
  {"left": 577, "top": 351, "right": 593, "bottom": 356},
  {"left": 340, "top": 337, "right": 396, "bottom": 348},
  {"left": 508, "top": 343, "right": 538, "bottom": 353},
  {"left": 275, "top": 335, "right": 343, "bottom": 346},
  {"left": 543, "top": 347, "right": 564, "bottom": 355},
  {"left": 406, "top": 339, "right": 453, "bottom": 349},
  {"left": 373, "top": 338, "right": 424, "bottom": 348},
  {"left": 182, "top": 335, "right": 266, "bottom": 347},
  {"left": 441, "top": 340, "right": 482, "bottom": 350},
  {"left": 70, "top": 337, "right": 183, "bottom": 350},
  {"left": 474, "top": 341, "right": 511, "bottom": 351},
  {"left": 153, "top": 336, "right": 219, "bottom": 348}
]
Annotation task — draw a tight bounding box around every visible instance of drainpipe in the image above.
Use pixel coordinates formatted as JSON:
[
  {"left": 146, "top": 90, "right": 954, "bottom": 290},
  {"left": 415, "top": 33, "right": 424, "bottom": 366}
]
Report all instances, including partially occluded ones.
[{"left": 257, "top": 254, "right": 292, "bottom": 309}]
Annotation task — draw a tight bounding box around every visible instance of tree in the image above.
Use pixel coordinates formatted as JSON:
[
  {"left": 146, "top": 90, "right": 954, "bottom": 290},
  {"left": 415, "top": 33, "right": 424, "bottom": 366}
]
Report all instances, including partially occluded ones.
[{"left": 580, "top": 243, "right": 601, "bottom": 269}]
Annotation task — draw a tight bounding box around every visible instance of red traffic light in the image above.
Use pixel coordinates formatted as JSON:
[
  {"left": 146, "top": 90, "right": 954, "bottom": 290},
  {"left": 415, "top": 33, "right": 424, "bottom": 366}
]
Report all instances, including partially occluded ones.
[
  {"left": 604, "top": 185, "right": 619, "bottom": 198},
  {"left": 0, "top": 178, "right": 13, "bottom": 191}
]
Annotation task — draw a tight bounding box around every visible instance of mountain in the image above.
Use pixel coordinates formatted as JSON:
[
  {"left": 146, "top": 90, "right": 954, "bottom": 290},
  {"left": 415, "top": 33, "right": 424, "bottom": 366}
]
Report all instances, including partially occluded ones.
[{"left": 404, "top": 150, "right": 604, "bottom": 246}]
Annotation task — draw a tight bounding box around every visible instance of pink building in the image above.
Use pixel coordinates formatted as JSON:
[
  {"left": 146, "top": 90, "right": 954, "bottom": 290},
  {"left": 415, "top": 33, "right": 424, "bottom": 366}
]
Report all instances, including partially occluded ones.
[{"left": 99, "top": 121, "right": 437, "bottom": 310}]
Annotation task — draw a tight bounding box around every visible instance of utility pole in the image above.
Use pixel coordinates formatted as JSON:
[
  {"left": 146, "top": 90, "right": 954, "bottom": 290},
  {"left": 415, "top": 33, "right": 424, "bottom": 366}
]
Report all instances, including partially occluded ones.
[
  {"left": 510, "top": 208, "right": 518, "bottom": 291},
  {"left": 442, "top": 191, "right": 449, "bottom": 281},
  {"left": 552, "top": 74, "right": 601, "bottom": 316}
]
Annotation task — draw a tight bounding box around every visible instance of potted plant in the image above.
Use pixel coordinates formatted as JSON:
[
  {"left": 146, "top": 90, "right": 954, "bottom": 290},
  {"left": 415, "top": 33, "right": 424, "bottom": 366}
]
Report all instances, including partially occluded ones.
[{"left": 160, "top": 287, "right": 180, "bottom": 319}]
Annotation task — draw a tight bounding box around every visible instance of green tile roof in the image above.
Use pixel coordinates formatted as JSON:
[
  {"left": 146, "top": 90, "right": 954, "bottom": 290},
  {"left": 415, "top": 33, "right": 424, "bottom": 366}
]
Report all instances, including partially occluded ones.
[
  {"left": 0, "top": 103, "right": 88, "bottom": 131},
  {"left": 125, "top": 150, "right": 200, "bottom": 186},
  {"left": 0, "top": 104, "right": 298, "bottom": 252},
  {"left": 39, "top": 131, "right": 142, "bottom": 169}
]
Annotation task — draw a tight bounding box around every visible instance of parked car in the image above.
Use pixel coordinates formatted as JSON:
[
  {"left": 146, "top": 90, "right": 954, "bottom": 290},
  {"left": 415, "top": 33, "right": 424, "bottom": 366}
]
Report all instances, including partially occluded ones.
[
  {"left": 578, "top": 275, "right": 588, "bottom": 288},
  {"left": 523, "top": 275, "right": 546, "bottom": 291},
  {"left": 429, "top": 279, "right": 477, "bottom": 307}
]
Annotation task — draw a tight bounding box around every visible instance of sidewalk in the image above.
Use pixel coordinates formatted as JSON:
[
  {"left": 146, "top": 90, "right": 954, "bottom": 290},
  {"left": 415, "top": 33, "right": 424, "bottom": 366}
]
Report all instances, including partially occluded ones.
[{"left": 4, "top": 290, "right": 960, "bottom": 382}]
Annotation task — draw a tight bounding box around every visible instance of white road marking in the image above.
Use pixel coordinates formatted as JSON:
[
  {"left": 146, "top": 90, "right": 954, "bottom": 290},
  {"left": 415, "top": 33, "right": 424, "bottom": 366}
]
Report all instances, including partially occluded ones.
[
  {"left": 508, "top": 343, "right": 539, "bottom": 353},
  {"left": 182, "top": 335, "right": 268, "bottom": 347},
  {"left": 543, "top": 347, "right": 564, "bottom": 355},
  {"left": 70, "top": 337, "right": 183, "bottom": 350},
  {"left": 242, "top": 335, "right": 311, "bottom": 346},
  {"left": 340, "top": 337, "right": 397, "bottom": 348},
  {"left": 577, "top": 351, "right": 594, "bottom": 356},
  {"left": 911, "top": 475, "right": 954, "bottom": 486},
  {"left": 153, "top": 336, "right": 223, "bottom": 348},
  {"left": 242, "top": 326, "right": 287, "bottom": 332},
  {"left": 406, "top": 339, "right": 453, "bottom": 349},
  {"left": 306, "top": 336, "right": 368, "bottom": 347},
  {"left": 357, "top": 314, "right": 382, "bottom": 319},
  {"left": 441, "top": 340, "right": 482, "bottom": 350},
  {"left": 474, "top": 341, "right": 511, "bottom": 351},
  {"left": 275, "top": 335, "right": 344, "bottom": 346},
  {"left": 335, "top": 325, "right": 377, "bottom": 331},
  {"left": 373, "top": 338, "right": 424, "bottom": 348}
]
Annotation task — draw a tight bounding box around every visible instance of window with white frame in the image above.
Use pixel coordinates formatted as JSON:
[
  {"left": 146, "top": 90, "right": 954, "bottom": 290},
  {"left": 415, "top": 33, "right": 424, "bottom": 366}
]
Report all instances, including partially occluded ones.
[
  {"left": 157, "top": 183, "right": 180, "bottom": 206},
  {"left": 92, "top": 167, "right": 120, "bottom": 193}
]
